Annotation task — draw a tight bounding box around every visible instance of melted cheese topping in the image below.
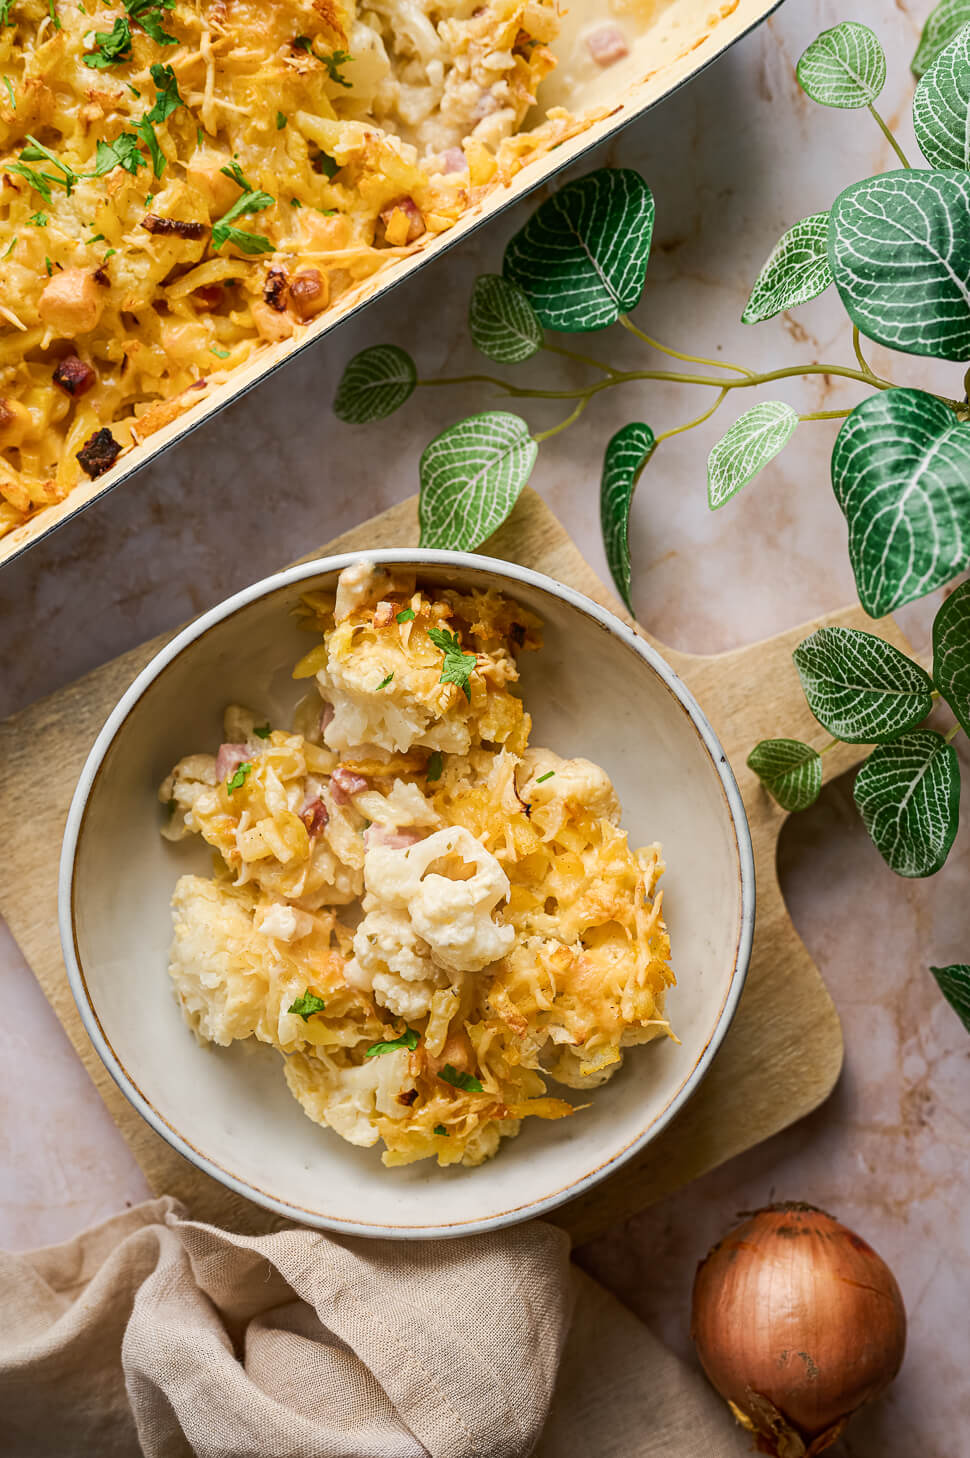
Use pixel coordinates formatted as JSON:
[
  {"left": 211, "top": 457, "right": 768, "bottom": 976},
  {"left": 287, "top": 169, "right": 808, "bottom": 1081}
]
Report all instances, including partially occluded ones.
[
  {"left": 160, "top": 563, "right": 675, "bottom": 1167},
  {"left": 0, "top": 0, "right": 572, "bottom": 537}
]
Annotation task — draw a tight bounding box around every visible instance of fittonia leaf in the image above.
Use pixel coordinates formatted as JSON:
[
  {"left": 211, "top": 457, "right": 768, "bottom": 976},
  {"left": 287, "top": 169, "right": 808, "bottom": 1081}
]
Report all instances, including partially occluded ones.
[
  {"left": 334, "top": 345, "right": 417, "bottom": 423},
  {"left": 932, "top": 580, "right": 970, "bottom": 737},
  {"left": 913, "top": 24, "right": 970, "bottom": 169},
  {"left": 792, "top": 625, "right": 934, "bottom": 743},
  {"left": 503, "top": 169, "right": 655, "bottom": 331},
  {"left": 707, "top": 401, "right": 798, "bottom": 509},
  {"left": 468, "top": 274, "right": 543, "bottom": 363},
  {"left": 747, "top": 738, "right": 823, "bottom": 813},
  {"left": 831, "top": 389, "right": 970, "bottom": 617},
  {"left": 418, "top": 411, "right": 537, "bottom": 551},
  {"left": 929, "top": 963, "right": 970, "bottom": 1032},
  {"left": 853, "top": 730, "right": 960, "bottom": 877},
  {"left": 797, "top": 22, "right": 887, "bottom": 108},
  {"left": 742, "top": 212, "right": 833, "bottom": 325},
  {"left": 600, "top": 422, "right": 655, "bottom": 614},
  {"left": 912, "top": 0, "right": 970, "bottom": 77}
]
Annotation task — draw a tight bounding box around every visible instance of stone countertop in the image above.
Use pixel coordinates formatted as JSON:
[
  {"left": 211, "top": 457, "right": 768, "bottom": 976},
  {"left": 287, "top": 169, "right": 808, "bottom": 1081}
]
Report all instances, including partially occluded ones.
[{"left": 2, "top": 2, "right": 968, "bottom": 1453}]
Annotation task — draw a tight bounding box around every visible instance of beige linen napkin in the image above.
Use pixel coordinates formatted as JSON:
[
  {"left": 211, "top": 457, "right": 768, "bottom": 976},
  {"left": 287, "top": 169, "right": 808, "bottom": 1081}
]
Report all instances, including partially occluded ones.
[{"left": 0, "top": 1197, "right": 749, "bottom": 1458}]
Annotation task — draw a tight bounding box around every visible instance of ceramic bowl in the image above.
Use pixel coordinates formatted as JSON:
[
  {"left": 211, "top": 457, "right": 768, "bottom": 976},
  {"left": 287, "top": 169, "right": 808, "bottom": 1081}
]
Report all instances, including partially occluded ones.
[{"left": 59, "top": 551, "right": 754, "bottom": 1238}]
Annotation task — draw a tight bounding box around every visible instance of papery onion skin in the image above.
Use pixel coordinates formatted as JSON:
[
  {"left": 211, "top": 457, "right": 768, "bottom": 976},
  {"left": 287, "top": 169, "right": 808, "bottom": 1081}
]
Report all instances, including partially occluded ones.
[{"left": 691, "top": 1203, "right": 906, "bottom": 1455}]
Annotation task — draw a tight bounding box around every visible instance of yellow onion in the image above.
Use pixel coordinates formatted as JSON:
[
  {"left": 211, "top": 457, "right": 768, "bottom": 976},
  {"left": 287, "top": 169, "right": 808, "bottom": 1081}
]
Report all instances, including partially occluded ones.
[{"left": 691, "top": 1203, "right": 906, "bottom": 1458}]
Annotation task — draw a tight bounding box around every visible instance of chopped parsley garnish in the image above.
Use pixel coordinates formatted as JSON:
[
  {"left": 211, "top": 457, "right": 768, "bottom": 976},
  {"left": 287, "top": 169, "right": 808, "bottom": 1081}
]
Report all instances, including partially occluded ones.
[
  {"left": 253, "top": 722, "right": 272, "bottom": 738},
  {"left": 83, "top": 15, "right": 132, "bottom": 68},
  {"left": 276, "top": 111, "right": 286, "bottom": 129},
  {"left": 322, "top": 49, "right": 353, "bottom": 87},
  {"left": 427, "top": 626, "right": 476, "bottom": 702},
  {"left": 7, "top": 162, "right": 54, "bottom": 205},
  {"left": 376, "top": 672, "right": 394, "bottom": 690},
  {"left": 0, "top": 1, "right": 13, "bottom": 25},
  {"left": 438, "top": 1064, "right": 483, "bottom": 1093},
  {"left": 365, "top": 1028, "right": 420, "bottom": 1058},
  {"left": 3, "top": 76, "right": 15, "bottom": 109},
  {"left": 28, "top": 211, "right": 47, "bottom": 226},
  {"left": 196, "top": 124, "right": 204, "bottom": 149},
  {"left": 287, "top": 989, "right": 326, "bottom": 1020},
  {"left": 145, "top": 62, "right": 184, "bottom": 122},
  {"left": 93, "top": 132, "right": 145, "bottom": 176},
  {"left": 536, "top": 770, "right": 555, "bottom": 783},
  {"left": 314, "top": 151, "right": 339, "bottom": 180},
  {"left": 433, "top": 1124, "right": 448, "bottom": 1136},
  {"left": 133, "top": 117, "right": 165, "bottom": 179},
  {"left": 47, "top": 0, "right": 60, "bottom": 27},
  {"left": 226, "top": 760, "right": 253, "bottom": 795},
  {"left": 396, "top": 607, "right": 415, "bottom": 623},
  {"left": 1, "top": 238, "right": 15, "bottom": 259},
  {"left": 212, "top": 162, "right": 275, "bottom": 253},
  {"left": 318, "top": 207, "right": 336, "bottom": 216},
  {"left": 87, "top": 233, "right": 105, "bottom": 243},
  {"left": 103, "top": 247, "right": 116, "bottom": 259},
  {"left": 127, "top": 83, "right": 141, "bottom": 97},
  {"left": 17, "top": 135, "right": 78, "bottom": 197},
  {"left": 123, "top": 0, "right": 176, "bottom": 46},
  {"left": 44, "top": 255, "right": 52, "bottom": 275},
  {"left": 293, "top": 33, "right": 313, "bottom": 52},
  {"left": 209, "top": 345, "right": 230, "bottom": 358},
  {"left": 426, "top": 750, "right": 443, "bottom": 782},
  {"left": 290, "top": 197, "right": 301, "bottom": 208},
  {"left": 144, "top": 192, "right": 153, "bottom": 205}
]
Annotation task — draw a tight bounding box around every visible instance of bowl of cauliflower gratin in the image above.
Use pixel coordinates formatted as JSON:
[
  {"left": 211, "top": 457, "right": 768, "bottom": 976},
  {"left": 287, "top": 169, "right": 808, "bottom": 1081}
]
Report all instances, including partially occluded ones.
[{"left": 61, "top": 551, "right": 753, "bottom": 1237}]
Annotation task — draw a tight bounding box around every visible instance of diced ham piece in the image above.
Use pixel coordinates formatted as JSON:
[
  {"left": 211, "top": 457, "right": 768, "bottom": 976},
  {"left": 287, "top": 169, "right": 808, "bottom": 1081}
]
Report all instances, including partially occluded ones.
[
  {"left": 300, "top": 797, "right": 329, "bottom": 835},
  {"left": 364, "top": 825, "right": 424, "bottom": 850},
  {"left": 52, "top": 355, "right": 96, "bottom": 397},
  {"left": 330, "top": 766, "right": 368, "bottom": 805},
  {"left": 441, "top": 147, "right": 467, "bottom": 174},
  {"left": 215, "top": 743, "right": 250, "bottom": 780},
  {"left": 585, "top": 23, "right": 629, "bottom": 67},
  {"left": 373, "top": 600, "right": 396, "bottom": 627},
  {"left": 379, "top": 197, "right": 425, "bottom": 247}
]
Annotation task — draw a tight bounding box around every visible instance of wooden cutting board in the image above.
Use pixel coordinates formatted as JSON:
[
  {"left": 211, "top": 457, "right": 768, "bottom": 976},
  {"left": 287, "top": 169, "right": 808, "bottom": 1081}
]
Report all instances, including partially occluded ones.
[{"left": 0, "top": 489, "right": 911, "bottom": 1246}]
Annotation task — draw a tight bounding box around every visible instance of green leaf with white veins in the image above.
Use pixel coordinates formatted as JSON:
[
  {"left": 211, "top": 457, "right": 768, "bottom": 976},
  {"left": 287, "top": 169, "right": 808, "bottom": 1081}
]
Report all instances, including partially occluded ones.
[
  {"left": 600, "top": 422, "right": 654, "bottom": 614},
  {"left": 793, "top": 625, "right": 934, "bottom": 743},
  {"left": 707, "top": 401, "right": 798, "bottom": 510},
  {"left": 929, "top": 963, "right": 970, "bottom": 1033},
  {"left": 913, "top": 25, "right": 970, "bottom": 169},
  {"left": 502, "top": 169, "right": 654, "bottom": 331},
  {"left": 334, "top": 345, "right": 417, "bottom": 423},
  {"left": 747, "top": 739, "right": 822, "bottom": 813},
  {"left": 854, "top": 730, "right": 960, "bottom": 876},
  {"left": 742, "top": 213, "right": 833, "bottom": 325},
  {"left": 831, "top": 389, "right": 970, "bottom": 617},
  {"left": 829, "top": 170, "right": 970, "bottom": 360},
  {"left": 419, "top": 412, "right": 537, "bottom": 551},
  {"left": 797, "top": 22, "right": 886, "bottom": 108},
  {"left": 468, "top": 275, "right": 542, "bottom": 363},
  {"left": 913, "top": 0, "right": 970, "bottom": 77},
  {"left": 932, "top": 580, "right": 970, "bottom": 736}
]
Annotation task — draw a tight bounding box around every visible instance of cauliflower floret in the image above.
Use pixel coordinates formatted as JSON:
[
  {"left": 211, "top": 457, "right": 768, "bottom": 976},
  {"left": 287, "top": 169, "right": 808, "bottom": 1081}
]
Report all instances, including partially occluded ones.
[
  {"left": 518, "top": 748, "right": 621, "bottom": 825},
  {"left": 159, "top": 755, "right": 219, "bottom": 841},
  {"left": 284, "top": 1047, "right": 414, "bottom": 1147}
]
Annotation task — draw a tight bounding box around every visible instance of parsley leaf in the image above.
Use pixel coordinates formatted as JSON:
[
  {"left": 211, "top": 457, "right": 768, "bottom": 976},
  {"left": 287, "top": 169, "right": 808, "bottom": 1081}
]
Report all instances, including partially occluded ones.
[
  {"left": 93, "top": 133, "right": 146, "bottom": 177},
  {"left": 21, "top": 135, "right": 78, "bottom": 194},
  {"left": 44, "top": 255, "right": 52, "bottom": 275},
  {"left": 87, "top": 233, "right": 105, "bottom": 243},
  {"left": 323, "top": 49, "right": 353, "bottom": 87},
  {"left": 124, "top": 0, "right": 176, "bottom": 45},
  {"left": 427, "top": 626, "right": 477, "bottom": 701},
  {"left": 438, "top": 1064, "right": 483, "bottom": 1093},
  {"left": 276, "top": 110, "right": 286, "bottom": 129},
  {"left": 8, "top": 163, "right": 54, "bottom": 204},
  {"left": 313, "top": 150, "right": 339, "bottom": 180},
  {"left": 145, "top": 62, "right": 183, "bottom": 122},
  {"left": 396, "top": 607, "right": 415, "bottom": 623},
  {"left": 293, "top": 34, "right": 313, "bottom": 52},
  {"left": 426, "top": 750, "right": 443, "bottom": 781},
  {"left": 1, "top": 238, "right": 15, "bottom": 259},
  {"left": 253, "top": 722, "right": 272, "bottom": 738},
  {"left": 82, "top": 15, "right": 132, "bottom": 68},
  {"left": 133, "top": 116, "right": 165, "bottom": 178},
  {"left": 47, "top": 0, "right": 60, "bottom": 27},
  {"left": 433, "top": 1124, "right": 448, "bottom": 1136},
  {"left": 377, "top": 672, "right": 394, "bottom": 689},
  {"left": 288, "top": 989, "right": 326, "bottom": 1020},
  {"left": 226, "top": 760, "right": 253, "bottom": 795},
  {"left": 3, "top": 76, "right": 15, "bottom": 109},
  {"left": 27, "top": 211, "right": 47, "bottom": 226},
  {"left": 212, "top": 166, "right": 275, "bottom": 253},
  {"left": 536, "top": 770, "right": 555, "bottom": 783},
  {"left": 290, "top": 197, "right": 301, "bottom": 208},
  {"left": 365, "top": 1028, "right": 420, "bottom": 1058},
  {"left": 0, "top": 1, "right": 13, "bottom": 24},
  {"left": 209, "top": 345, "right": 230, "bottom": 358}
]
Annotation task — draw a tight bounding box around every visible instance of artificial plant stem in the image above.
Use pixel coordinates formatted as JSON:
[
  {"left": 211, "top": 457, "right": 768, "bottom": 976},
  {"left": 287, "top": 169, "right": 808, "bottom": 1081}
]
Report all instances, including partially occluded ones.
[
  {"left": 799, "top": 409, "right": 851, "bottom": 422},
  {"left": 945, "top": 722, "right": 963, "bottom": 745},
  {"left": 618, "top": 315, "right": 755, "bottom": 377},
  {"left": 532, "top": 396, "right": 589, "bottom": 443},
  {"left": 818, "top": 738, "right": 842, "bottom": 757},
  {"left": 543, "top": 341, "right": 616, "bottom": 376},
  {"left": 867, "top": 104, "right": 911, "bottom": 168},
  {"left": 417, "top": 373, "right": 518, "bottom": 391},
  {"left": 655, "top": 388, "right": 728, "bottom": 444}
]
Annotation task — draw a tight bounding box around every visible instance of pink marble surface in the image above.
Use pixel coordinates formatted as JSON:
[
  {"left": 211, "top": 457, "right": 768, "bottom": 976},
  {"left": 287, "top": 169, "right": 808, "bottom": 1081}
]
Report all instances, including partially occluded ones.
[{"left": 1, "top": 1, "right": 968, "bottom": 1453}]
